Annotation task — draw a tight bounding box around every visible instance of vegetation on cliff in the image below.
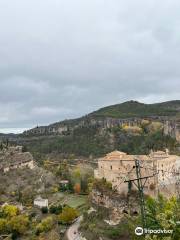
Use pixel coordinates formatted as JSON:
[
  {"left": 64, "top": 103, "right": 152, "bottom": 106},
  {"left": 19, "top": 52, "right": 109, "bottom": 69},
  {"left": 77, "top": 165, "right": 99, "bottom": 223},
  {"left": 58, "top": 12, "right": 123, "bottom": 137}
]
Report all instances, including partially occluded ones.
[
  {"left": 90, "top": 100, "right": 180, "bottom": 118},
  {"left": 2, "top": 100, "right": 179, "bottom": 160},
  {"left": 80, "top": 194, "right": 180, "bottom": 240},
  {"left": 24, "top": 126, "right": 178, "bottom": 161}
]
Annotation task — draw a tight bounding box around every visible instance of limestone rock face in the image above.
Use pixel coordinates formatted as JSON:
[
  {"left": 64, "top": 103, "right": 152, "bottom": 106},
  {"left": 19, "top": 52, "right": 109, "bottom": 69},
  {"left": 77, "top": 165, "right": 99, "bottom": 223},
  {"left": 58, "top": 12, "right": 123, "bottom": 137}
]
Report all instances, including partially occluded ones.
[
  {"left": 164, "top": 120, "right": 180, "bottom": 142},
  {"left": 90, "top": 189, "right": 139, "bottom": 223},
  {"left": 23, "top": 116, "right": 180, "bottom": 143},
  {"left": 0, "top": 145, "right": 34, "bottom": 172}
]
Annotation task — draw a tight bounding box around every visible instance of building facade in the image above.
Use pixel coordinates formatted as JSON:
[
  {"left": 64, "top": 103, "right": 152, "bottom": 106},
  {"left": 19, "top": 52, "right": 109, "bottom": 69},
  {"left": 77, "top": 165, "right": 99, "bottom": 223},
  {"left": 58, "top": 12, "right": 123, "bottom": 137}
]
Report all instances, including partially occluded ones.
[
  {"left": 94, "top": 150, "right": 180, "bottom": 197},
  {"left": 34, "top": 196, "right": 48, "bottom": 208}
]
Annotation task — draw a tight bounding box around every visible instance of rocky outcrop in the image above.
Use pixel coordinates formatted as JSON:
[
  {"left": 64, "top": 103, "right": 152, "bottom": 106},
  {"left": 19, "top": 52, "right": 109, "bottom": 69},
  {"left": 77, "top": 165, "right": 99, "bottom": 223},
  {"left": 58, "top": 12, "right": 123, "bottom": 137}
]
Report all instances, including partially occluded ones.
[
  {"left": 0, "top": 145, "right": 34, "bottom": 173},
  {"left": 23, "top": 116, "right": 180, "bottom": 142},
  {"left": 21, "top": 100, "right": 180, "bottom": 143},
  {"left": 164, "top": 120, "right": 180, "bottom": 142},
  {"left": 90, "top": 189, "right": 139, "bottom": 223}
]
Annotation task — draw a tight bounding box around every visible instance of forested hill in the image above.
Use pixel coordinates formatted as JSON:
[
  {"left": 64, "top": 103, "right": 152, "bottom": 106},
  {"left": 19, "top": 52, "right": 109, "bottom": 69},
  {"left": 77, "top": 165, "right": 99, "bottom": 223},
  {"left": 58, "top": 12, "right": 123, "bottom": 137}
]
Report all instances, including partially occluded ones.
[
  {"left": 89, "top": 100, "right": 180, "bottom": 118},
  {"left": 24, "top": 100, "right": 180, "bottom": 136},
  {"left": 1, "top": 100, "right": 180, "bottom": 160},
  {"left": 12, "top": 100, "right": 178, "bottom": 160}
]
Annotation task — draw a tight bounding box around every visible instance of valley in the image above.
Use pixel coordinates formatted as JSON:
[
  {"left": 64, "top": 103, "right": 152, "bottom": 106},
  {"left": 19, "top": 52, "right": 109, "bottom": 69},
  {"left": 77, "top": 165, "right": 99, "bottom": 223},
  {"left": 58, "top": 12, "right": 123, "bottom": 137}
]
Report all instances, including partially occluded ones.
[{"left": 0, "top": 100, "right": 180, "bottom": 240}]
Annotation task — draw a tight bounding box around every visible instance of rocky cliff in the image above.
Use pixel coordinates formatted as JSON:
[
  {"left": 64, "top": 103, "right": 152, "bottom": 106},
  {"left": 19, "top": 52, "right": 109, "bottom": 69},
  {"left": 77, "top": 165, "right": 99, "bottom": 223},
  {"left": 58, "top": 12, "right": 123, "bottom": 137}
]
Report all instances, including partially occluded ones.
[
  {"left": 23, "top": 100, "right": 180, "bottom": 142},
  {"left": 3, "top": 100, "right": 179, "bottom": 159},
  {"left": 90, "top": 189, "right": 139, "bottom": 223}
]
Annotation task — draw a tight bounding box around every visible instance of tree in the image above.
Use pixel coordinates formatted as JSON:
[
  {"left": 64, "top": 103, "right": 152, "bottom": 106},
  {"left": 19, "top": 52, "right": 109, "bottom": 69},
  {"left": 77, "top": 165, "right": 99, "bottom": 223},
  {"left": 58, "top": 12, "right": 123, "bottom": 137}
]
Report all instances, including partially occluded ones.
[
  {"left": 0, "top": 218, "right": 8, "bottom": 234},
  {"left": 1, "top": 205, "right": 19, "bottom": 218},
  {"left": 128, "top": 195, "right": 180, "bottom": 240},
  {"left": 36, "top": 216, "right": 54, "bottom": 235},
  {"left": 55, "top": 161, "right": 69, "bottom": 178},
  {"left": 74, "top": 183, "right": 81, "bottom": 194},
  {"left": 49, "top": 204, "right": 62, "bottom": 215},
  {"left": 9, "top": 215, "right": 29, "bottom": 235},
  {"left": 41, "top": 207, "right": 48, "bottom": 214},
  {"left": 73, "top": 168, "right": 81, "bottom": 179},
  {"left": 58, "top": 206, "right": 78, "bottom": 224}
]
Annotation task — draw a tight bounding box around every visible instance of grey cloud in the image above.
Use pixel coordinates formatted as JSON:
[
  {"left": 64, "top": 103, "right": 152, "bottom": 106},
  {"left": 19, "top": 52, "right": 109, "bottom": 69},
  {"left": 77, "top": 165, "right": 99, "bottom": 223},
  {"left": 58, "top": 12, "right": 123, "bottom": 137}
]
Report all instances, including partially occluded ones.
[{"left": 0, "top": 0, "right": 180, "bottom": 131}]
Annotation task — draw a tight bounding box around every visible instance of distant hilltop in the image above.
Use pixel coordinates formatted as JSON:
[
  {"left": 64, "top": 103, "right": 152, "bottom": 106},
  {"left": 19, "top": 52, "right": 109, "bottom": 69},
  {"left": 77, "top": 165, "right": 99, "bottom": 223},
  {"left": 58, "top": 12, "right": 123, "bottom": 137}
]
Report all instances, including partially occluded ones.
[{"left": 23, "top": 100, "right": 180, "bottom": 142}]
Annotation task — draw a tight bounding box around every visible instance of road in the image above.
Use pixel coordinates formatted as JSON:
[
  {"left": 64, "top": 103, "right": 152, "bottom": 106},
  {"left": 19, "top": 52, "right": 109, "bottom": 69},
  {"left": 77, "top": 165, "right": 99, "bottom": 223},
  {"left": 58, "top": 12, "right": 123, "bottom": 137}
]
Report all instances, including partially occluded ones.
[{"left": 66, "top": 216, "right": 83, "bottom": 240}]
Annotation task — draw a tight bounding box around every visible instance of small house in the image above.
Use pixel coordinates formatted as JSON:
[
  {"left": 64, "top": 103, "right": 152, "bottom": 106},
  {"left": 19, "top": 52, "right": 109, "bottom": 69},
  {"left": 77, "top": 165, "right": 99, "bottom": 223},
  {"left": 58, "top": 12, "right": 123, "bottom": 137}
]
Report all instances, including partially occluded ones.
[{"left": 34, "top": 196, "right": 48, "bottom": 208}]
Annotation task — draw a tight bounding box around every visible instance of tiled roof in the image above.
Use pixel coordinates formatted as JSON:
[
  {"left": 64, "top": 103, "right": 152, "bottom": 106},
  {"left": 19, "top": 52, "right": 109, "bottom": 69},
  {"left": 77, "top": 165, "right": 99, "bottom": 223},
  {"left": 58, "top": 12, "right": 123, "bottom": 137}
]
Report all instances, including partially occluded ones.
[{"left": 100, "top": 151, "right": 134, "bottom": 161}]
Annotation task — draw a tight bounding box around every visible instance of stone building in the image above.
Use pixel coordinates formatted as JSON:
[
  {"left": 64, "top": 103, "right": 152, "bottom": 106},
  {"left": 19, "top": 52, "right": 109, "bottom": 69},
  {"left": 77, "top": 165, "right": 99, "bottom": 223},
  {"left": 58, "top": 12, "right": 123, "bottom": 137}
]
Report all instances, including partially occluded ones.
[
  {"left": 94, "top": 150, "right": 180, "bottom": 198},
  {"left": 0, "top": 145, "right": 34, "bottom": 173}
]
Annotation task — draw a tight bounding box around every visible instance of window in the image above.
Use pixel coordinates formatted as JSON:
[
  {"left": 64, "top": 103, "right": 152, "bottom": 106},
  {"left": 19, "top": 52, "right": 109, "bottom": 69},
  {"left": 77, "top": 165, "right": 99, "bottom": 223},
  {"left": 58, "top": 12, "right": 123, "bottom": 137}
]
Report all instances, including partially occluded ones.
[{"left": 110, "top": 165, "right": 112, "bottom": 170}]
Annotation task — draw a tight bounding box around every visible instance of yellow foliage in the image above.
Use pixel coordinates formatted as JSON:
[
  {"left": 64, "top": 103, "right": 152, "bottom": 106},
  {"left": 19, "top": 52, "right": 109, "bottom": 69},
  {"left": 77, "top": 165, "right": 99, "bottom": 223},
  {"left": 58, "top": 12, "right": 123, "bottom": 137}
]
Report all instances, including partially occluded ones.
[
  {"left": 58, "top": 206, "right": 78, "bottom": 224},
  {"left": 148, "top": 121, "right": 163, "bottom": 133},
  {"left": 43, "top": 160, "right": 51, "bottom": 169},
  {"left": 73, "top": 168, "right": 81, "bottom": 178},
  {"left": 122, "top": 124, "right": 129, "bottom": 129},
  {"left": 36, "top": 216, "right": 54, "bottom": 234},
  {"left": 122, "top": 125, "right": 143, "bottom": 135},
  {"left": 0, "top": 218, "right": 8, "bottom": 233},
  {"left": 141, "top": 119, "right": 150, "bottom": 126},
  {"left": 9, "top": 215, "right": 29, "bottom": 235},
  {"left": 51, "top": 186, "right": 59, "bottom": 193},
  {"left": 2, "top": 205, "right": 19, "bottom": 218}
]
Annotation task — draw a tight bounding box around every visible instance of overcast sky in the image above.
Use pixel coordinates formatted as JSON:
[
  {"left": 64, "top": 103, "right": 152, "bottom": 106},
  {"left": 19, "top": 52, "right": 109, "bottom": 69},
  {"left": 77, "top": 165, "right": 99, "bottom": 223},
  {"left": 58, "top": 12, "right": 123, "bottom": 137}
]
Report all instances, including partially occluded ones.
[{"left": 0, "top": 0, "right": 180, "bottom": 133}]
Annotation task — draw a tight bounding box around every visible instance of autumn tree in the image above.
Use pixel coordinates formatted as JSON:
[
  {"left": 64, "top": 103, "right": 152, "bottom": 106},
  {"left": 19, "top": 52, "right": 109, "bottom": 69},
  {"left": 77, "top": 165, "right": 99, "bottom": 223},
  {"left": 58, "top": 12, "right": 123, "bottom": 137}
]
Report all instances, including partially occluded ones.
[
  {"left": 1, "top": 205, "right": 19, "bottom": 218},
  {"left": 9, "top": 215, "right": 29, "bottom": 236},
  {"left": 0, "top": 218, "right": 8, "bottom": 234},
  {"left": 58, "top": 206, "right": 78, "bottom": 224},
  {"left": 36, "top": 216, "right": 54, "bottom": 235},
  {"left": 74, "top": 183, "right": 81, "bottom": 194}
]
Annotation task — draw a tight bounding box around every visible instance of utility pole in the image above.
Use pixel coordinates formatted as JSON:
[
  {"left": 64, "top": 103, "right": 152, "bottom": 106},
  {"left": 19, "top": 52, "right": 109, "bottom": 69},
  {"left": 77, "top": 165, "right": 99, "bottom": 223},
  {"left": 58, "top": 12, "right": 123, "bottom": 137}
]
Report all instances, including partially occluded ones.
[
  {"left": 124, "top": 159, "right": 156, "bottom": 229},
  {"left": 134, "top": 159, "right": 147, "bottom": 229}
]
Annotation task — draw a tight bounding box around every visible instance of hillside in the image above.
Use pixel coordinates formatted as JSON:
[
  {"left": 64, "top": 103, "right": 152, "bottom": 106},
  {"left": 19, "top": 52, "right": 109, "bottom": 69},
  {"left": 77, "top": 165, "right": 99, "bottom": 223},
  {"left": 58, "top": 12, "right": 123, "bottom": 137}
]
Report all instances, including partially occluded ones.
[
  {"left": 26, "top": 100, "right": 180, "bottom": 130},
  {"left": 21, "top": 100, "right": 180, "bottom": 136},
  {"left": 89, "top": 100, "right": 180, "bottom": 118},
  {"left": 2, "top": 100, "right": 180, "bottom": 160}
]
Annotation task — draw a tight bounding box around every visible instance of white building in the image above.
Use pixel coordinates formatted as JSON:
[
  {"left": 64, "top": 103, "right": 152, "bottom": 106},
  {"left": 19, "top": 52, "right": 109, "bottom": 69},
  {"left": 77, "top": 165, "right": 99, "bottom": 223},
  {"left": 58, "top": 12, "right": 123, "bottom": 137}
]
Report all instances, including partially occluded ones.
[{"left": 34, "top": 196, "right": 48, "bottom": 208}]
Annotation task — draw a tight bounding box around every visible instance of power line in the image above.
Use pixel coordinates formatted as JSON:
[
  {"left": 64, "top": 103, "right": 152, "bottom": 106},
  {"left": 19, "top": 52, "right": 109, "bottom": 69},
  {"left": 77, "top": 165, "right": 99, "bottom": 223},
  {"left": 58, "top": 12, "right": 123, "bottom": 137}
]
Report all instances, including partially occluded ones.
[{"left": 123, "top": 159, "right": 159, "bottom": 229}]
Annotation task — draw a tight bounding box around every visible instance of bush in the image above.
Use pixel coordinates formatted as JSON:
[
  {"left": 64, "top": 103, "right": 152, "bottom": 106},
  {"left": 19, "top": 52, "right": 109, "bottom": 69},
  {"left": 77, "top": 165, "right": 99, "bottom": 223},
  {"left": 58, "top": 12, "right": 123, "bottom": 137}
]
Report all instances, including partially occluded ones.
[
  {"left": 49, "top": 204, "right": 62, "bottom": 215},
  {"left": 93, "top": 178, "right": 112, "bottom": 192},
  {"left": 1, "top": 205, "right": 19, "bottom": 218},
  {"left": 149, "top": 183, "right": 156, "bottom": 190},
  {"left": 0, "top": 218, "right": 8, "bottom": 234},
  {"left": 58, "top": 206, "right": 79, "bottom": 225},
  {"left": 9, "top": 215, "right": 29, "bottom": 236},
  {"left": 105, "top": 226, "right": 130, "bottom": 240},
  {"left": 41, "top": 207, "right": 48, "bottom": 214},
  {"left": 35, "top": 216, "right": 54, "bottom": 235}
]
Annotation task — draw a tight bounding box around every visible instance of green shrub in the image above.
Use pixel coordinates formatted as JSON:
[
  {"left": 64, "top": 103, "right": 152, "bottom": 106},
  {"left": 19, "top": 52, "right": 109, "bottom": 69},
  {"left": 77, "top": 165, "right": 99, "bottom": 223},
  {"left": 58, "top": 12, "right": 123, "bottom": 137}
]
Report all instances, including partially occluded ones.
[
  {"left": 41, "top": 207, "right": 48, "bottom": 214},
  {"left": 49, "top": 204, "right": 62, "bottom": 215}
]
